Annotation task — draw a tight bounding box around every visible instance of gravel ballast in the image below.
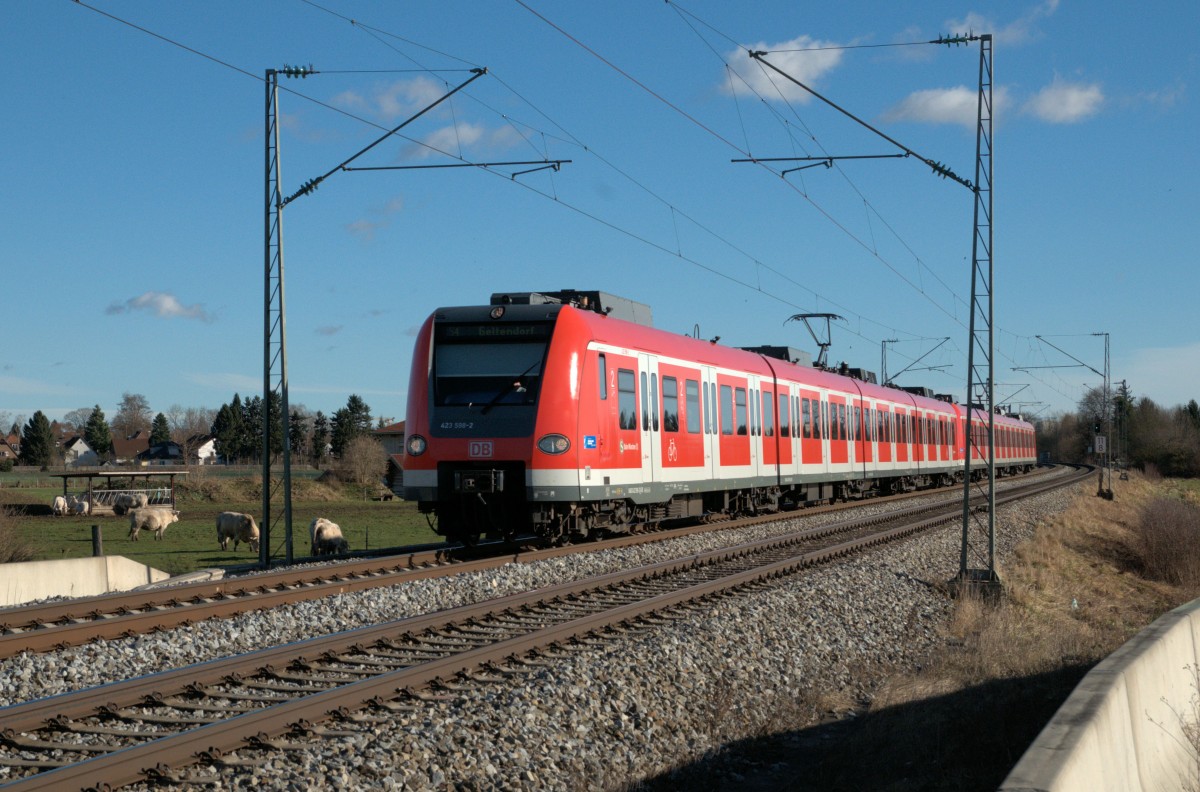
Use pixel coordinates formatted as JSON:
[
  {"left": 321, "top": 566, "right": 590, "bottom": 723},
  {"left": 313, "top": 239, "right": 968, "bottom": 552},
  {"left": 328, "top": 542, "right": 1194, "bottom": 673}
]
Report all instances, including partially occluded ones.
[{"left": 0, "top": 474, "right": 1080, "bottom": 790}]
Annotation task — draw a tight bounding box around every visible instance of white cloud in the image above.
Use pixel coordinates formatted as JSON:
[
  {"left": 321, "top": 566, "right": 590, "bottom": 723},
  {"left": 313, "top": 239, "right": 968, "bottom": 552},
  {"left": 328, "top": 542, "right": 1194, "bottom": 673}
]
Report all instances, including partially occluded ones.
[
  {"left": 945, "top": 0, "right": 1058, "bottom": 47},
  {"left": 723, "top": 36, "right": 844, "bottom": 103},
  {"left": 333, "top": 77, "right": 449, "bottom": 124},
  {"left": 882, "top": 85, "right": 1012, "bottom": 129},
  {"left": 1023, "top": 79, "right": 1104, "bottom": 123},
  {"left": 347, "top": 219, "right": 383, "bottom": 241},
  {"left": 106, "top": 291, "right": 213, "bottom": 322}
]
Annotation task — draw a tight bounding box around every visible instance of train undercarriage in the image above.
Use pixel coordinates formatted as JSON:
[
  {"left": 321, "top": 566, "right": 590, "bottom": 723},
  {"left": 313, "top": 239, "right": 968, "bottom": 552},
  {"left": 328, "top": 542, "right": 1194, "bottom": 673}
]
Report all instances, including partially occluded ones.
[{"left": 422, "top": 463, "right": 1036, "bottom": 546}]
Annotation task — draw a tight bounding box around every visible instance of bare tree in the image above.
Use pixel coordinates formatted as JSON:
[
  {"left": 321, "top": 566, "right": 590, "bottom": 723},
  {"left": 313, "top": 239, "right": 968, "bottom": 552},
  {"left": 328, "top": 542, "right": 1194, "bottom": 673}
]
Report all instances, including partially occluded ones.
[
  {"left": 61, "top": 407, "right": 93, "bottom": 433},
  {"left": 337, "top": 435, "right": 388, "bottom": 498},
  {"left": 111, "top": 392, "right": 153, "bottom": 440},
  {"left": 167, "top": 404, "right": 216, "bottom": 465}
]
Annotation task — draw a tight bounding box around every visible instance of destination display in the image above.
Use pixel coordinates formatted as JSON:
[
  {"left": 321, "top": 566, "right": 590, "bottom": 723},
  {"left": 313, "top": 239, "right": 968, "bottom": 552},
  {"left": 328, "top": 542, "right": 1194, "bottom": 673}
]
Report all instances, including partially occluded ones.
[{"left": 437, "top": 322, "right": 553, "bottom": 342}]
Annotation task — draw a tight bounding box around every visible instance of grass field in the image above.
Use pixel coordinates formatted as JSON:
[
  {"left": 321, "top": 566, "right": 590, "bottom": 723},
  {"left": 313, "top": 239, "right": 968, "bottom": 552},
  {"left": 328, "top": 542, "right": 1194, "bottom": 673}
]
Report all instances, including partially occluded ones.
[{"left": 0, "top": 469, "right": 437, "bottom": 576}]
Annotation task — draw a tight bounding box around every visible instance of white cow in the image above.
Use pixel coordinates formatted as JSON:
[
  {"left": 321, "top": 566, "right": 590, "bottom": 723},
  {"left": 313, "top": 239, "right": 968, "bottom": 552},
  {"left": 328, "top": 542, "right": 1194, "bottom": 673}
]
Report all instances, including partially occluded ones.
[
  {"left": 128, "top": 508, "right": 180, "bottom": 541},
  {"left": 216, "top": 511, "right": 260, "bottom": 552},
  {"left": 310, "top": 517, "right": 349, "bottom": 556}
]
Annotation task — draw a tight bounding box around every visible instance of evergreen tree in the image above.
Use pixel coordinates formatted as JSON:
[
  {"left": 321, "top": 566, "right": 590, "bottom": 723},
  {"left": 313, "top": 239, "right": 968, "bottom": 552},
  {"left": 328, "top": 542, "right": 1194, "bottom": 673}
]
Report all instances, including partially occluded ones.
[
  {"left": 211, "top": 396, "right": 247, "bottom": 464},
  {"left": 289, "top": 408, "right": 309, "bottom": 461},
  {"left": 331, "top": 395, "right": 372, "bottom": 457},
  {"left": 266, "top": 391, "right": 284, "bottom": 458},
  {"left": 84, "top": 405, "right": 113, "bottom": 457},
  {"left": 19, "top": 411, "right": 55, "bottom": 468},
  {"left": 311, "top": 411, "right": 329, "bottom": 466},
  {"left": 242, "top": 396, "right": 263, "bottom": 464},
  {"left": 150, "top": 413, "right": 171, "bottom": 446}
]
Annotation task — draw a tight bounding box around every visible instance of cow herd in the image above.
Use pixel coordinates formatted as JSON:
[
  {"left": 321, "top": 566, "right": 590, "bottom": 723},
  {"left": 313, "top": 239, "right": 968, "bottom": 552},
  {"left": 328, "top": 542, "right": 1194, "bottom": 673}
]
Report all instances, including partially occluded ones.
[{"left": 50, "top": 493, "right": 353, "bottom": 558}]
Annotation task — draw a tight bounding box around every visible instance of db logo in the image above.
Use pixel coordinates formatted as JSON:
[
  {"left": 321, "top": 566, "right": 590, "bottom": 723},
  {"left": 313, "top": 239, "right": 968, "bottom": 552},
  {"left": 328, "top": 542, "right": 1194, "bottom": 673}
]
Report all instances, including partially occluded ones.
[{"left": 469, "top": 441, "right": 493, "bottom": 458}]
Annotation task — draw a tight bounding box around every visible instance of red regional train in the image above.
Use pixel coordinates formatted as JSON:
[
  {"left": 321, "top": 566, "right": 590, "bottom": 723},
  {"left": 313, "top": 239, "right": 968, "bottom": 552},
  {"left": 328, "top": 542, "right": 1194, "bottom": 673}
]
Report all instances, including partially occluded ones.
[{"left": 402, "top": 290, "right": 1037, "bottom": 544}]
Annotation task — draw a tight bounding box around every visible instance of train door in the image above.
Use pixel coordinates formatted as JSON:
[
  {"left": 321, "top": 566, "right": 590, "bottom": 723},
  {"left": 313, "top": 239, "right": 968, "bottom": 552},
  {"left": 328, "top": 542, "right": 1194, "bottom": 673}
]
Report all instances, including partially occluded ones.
[
  {"left": 829, "top": 394, "right": 849, "bottom": 466},
  {"left": 776, "top": 384, "right": 793, "bottom": 469},
  {"left": 760, "top": 385, "right": 778, "bottom": 469},
  {"left": 799, "top": 388, "right": 823, "bottom": 470},
  {"left": 637, "top": 353, "right": 659, "bottom": 487},
  {"left": 878, "top": 406, "right": 893, "bottom": 465},
  {"left": 859, "top": 403, "right": 878, "bottom": 463},
  {"left": 701, "top": 366, "right": 719, "bottom": 482}
]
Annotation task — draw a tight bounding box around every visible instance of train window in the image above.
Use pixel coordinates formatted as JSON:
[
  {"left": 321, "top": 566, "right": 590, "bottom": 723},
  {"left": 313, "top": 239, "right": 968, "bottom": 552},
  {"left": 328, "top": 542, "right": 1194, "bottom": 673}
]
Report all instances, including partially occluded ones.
[
  {"left": 749, "top": 389, "right": 758, "bottom": 437},
  {"left": 703, "top": 382, "right": 712, "bottom": 434},
  {"left": 720, "top": 385, "right": 733, "bottom": 435},
  {"left": 853, "top": 406, "right": 861, "bottom": 441},
  {"left": 618, "top": 369, "right": 637, "bottom": 430},
  {"left": 598, "top": 354, "right": 607, "bottom": 400},
  {"left": 779, "top": 393, "right": 790, "bottom": 438},
  {"left": 662, "top": 376, "right": 679, "bottom": 433},
  {"left": 827, "top": 403, "right": 837, "bottom": 441},
  {"left": 763, "top": 392, "right": 775, "bottom": 437},
  {"left": 802, "top": 399, "right": 811, "bottom": 439},
  {"left": 651, "top": 374, "right": 659, "bottom": 432},
  {"left": 735, "top": 388, "right": 748, "bottom": 435},
  {"left": 712, "top": 383, "right": 720, "bottom": 435},
  {"left": 685, "top": 380, "right": 700, "bottom": 434},
  {"left": 641, "top": 372, "right": 649, "bottom": 431},
  {"left": 838, "top": 404, "right": 846, "bottom": 442}
]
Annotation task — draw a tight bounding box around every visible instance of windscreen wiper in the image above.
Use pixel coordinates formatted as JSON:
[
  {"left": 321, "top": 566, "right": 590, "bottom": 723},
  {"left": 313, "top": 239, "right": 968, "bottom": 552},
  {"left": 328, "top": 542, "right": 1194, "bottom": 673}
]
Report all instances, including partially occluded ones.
[{"left": 480, "top": 360, "right": 539, "bottom": 415}]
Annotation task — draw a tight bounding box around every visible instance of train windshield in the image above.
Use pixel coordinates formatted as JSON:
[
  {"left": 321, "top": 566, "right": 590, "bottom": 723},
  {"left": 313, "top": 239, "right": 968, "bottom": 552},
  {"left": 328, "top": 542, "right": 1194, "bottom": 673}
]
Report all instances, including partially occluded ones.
[{"left": 433, "top": 322, "right": 552, "bottom": 408}]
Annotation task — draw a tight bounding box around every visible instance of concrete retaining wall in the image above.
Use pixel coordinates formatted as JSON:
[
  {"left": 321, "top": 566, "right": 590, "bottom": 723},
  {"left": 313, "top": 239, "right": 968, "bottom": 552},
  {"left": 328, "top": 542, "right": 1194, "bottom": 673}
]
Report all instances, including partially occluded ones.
[
  {"left": 0, "top": 556, "right": 170, "bottom": 607},
  {"left": 1001, "top": 598, "right": 1200, "bottom": 791}
]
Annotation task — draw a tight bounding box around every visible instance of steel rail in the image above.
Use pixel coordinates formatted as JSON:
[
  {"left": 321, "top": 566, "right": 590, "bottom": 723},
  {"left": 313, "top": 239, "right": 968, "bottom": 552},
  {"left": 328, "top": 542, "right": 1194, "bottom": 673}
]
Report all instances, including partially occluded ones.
[
  {"left": 0, "top": 467, "right": 1088, "bottom": 789},
  {"left": 0, "top": 467, "right": 1064, "bottom": 660}
]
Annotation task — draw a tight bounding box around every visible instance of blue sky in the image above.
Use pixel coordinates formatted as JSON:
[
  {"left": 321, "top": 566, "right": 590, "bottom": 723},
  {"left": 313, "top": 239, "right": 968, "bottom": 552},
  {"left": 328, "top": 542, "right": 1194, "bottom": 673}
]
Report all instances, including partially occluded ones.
[{"left": 3, "top": 0, "right": 1197, "bottom": 431}]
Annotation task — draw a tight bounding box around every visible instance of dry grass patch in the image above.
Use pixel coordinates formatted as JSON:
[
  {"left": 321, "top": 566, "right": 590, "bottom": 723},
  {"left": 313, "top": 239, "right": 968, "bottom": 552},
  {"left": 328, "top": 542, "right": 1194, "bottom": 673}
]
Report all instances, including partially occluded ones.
[
  {"left": 0, "top": 506, "right": 36, "bottom": 564},
  {"left": 660, "top": 472, "right": 1198, "bottom": 792}
]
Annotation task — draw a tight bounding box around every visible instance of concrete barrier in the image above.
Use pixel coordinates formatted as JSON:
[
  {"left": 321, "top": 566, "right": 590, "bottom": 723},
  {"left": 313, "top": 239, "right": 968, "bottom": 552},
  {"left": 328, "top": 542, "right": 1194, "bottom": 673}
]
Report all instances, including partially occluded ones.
[
  {"left": 1001, "top": 598, "right": 1200, "bottom": 791},
  {"left": 0, "top": 556, "right": 170, "bottom": 607}
]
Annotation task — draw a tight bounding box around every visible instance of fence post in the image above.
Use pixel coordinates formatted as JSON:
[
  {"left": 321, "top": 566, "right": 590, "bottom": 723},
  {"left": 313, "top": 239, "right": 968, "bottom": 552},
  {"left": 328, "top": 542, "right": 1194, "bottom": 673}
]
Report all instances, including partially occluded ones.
[{"left": 91, "top": 524, "right": 103, "bottom": 557}]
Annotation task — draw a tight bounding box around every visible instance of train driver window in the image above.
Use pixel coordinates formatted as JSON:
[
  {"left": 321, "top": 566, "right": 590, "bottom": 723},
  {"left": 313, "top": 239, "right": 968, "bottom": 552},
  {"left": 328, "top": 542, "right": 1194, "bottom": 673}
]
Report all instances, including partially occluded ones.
[
  {"left": 720, "top": 384, "right": 734, "bottom": 435},
  {"left": 662, "top": 376, "right": 679, "bottom": 433},
  {"left": 685, "top": 379, "right": 701, "bottom": 434},
  {"left": 618, "top": 369, "right": 637, "bottom": 430}
]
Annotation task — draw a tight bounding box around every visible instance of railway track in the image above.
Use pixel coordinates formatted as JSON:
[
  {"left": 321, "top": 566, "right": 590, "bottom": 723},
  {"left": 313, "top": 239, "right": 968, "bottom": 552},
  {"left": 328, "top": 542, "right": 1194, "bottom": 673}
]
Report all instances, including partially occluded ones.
[
  {"left": 0, "top": 468, "right": 1059, "bottom": 661},
  {"left": 0, "top": 466, "right": 1088, "bottom": 789}
]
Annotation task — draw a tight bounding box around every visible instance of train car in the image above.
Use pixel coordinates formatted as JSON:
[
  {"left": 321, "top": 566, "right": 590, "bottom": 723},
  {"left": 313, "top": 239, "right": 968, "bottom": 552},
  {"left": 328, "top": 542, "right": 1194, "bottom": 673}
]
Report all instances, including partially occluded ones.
[{"left": 401, "top": 290, "right": 1037, "bottom": 544}]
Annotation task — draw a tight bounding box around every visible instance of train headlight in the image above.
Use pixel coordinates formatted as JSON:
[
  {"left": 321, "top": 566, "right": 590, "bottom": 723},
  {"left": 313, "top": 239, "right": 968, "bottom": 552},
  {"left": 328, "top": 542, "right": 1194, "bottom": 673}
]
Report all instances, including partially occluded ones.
[
  {"left": 406, "top": 435, "right": 427, "bottom": 456},
  {"left": 537, "top": 434, "right": 570, "bottom": 455}
]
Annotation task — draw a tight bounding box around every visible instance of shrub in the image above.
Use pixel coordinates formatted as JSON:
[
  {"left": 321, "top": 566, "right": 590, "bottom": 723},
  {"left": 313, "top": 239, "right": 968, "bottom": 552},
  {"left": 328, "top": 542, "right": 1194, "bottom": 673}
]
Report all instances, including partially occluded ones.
[
  {"left": 0, "top": 459, "right": 12, "bottom": 473},
  {"left": 1134, "top": 497, "right": 1200, "bottom": 590}
]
